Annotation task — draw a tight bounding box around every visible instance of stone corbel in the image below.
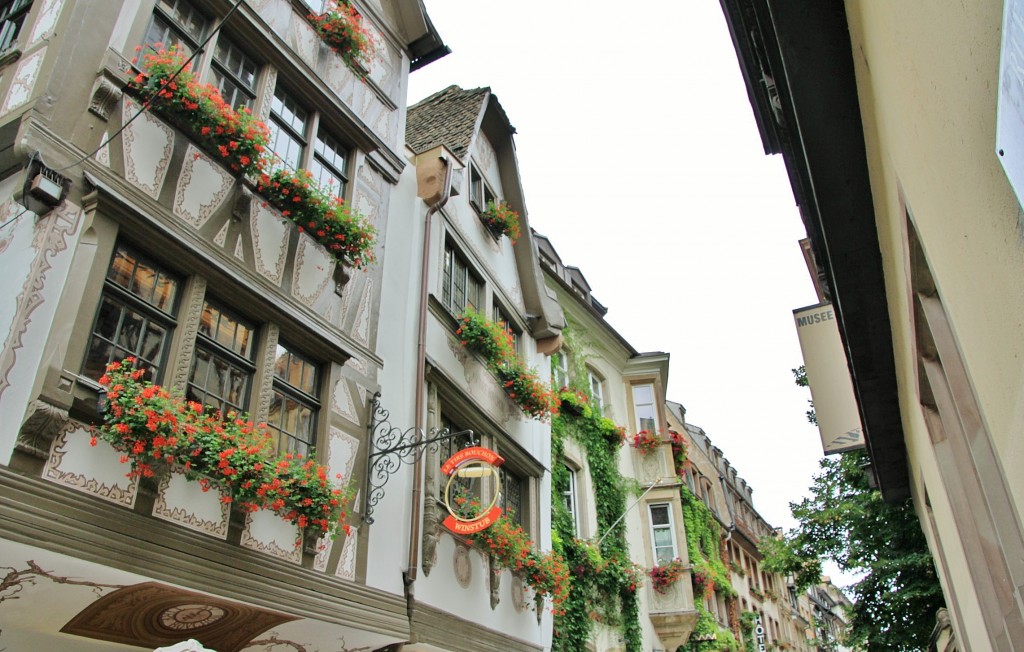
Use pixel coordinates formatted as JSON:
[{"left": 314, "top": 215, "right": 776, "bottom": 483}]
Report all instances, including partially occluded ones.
[
  {"left": 89, "top": 48, "right": 134, "bottom": 122},
  {"left": 17, "top": 399, "right": 70, "bottom": 461},
  {"left": 232, "top": 181, "right": 254, "bottom": 222},
  {"left": 420, "top": 494, "right": 440, "bottom": 577},
  {"left": 333, "top": 262, "right": 351, "bottom": 297},
  {"left": 489, "top": 555, "right": 501, "bottom": 609},
  {"left": 88, "top": 75, "right": 122, "bottom": 121}
]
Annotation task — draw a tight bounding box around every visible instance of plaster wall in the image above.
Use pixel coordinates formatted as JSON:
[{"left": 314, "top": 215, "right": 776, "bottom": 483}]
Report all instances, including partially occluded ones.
[{"left": 846, "top": 0, "right": 1023, "bottom": 646}]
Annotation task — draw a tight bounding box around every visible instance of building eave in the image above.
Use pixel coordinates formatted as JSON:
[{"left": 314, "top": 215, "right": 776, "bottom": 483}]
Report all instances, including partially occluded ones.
[{"left": 718, "top": 0, "right": 910, "bottom": 500}]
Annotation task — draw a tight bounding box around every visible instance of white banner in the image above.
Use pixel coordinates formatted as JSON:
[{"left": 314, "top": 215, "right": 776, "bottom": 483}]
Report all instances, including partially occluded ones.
[{"left": 793, "top": 303, "right": 865, "bottom": 454}]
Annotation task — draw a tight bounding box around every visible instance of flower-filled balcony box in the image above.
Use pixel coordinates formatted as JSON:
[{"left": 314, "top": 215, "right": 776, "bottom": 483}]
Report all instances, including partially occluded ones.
[
  {"left": 127, "top": 46, "right": 269, "bottom": 178},
  {"left": 480, "top": 200, "right": 521, "bottom": 243},
  {"left": 630, "top": 429, "right": 662, "bottom": 455},
  {"left": 94, "top": 358, "right": 353, "bottom": 541},
  {"left": 449, "top": 491, "right": 570, "bottom": 613},
  {"left": 127, "top": 47, "right": 377, "bottom": 272},
  {"left": 308, "top": 0, "right": 375, "bottom": 75},
  {"left": 256, "top": 168, "right": 376, "bottom": 270},
  {"left": 455, "top": 309, "right": 557, "bottom": 419}
]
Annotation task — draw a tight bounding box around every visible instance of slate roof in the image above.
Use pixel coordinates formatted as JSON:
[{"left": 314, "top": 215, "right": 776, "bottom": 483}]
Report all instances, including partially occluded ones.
[{"left": 406, "top": 85, "right": 489, "bottom": 160}]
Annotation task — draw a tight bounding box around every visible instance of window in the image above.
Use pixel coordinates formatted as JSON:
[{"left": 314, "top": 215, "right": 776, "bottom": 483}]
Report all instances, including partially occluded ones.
[
  {"left": 561, "top": 464, "right": 580, "bottom": 536},
  {"left": 552, "top": 351, "right": 569, "bottom": 389},
  {"left": 142, "top": 0, "right": 207, "bottom": 55},
  {"left": 589, "top": 370, "right": 604, "bottom": 412},
  {"left": 648, "top": 503, "right": 678, "bottom": 565},
  {"left": 437, "top": 415, "right": 476, "bottom": 500},
  {"left": 0, "top": 0, "right": 31, "bottom": 52},
  {"left": 268, "top": 85, "right": 350, "bottom": 194},
  {"left": 468, "top": 164, "right": 496, "bottom": 212},
  {"left": 268, "top": 86, "right": 308, "bottom": 172},
  {"left": 267, "top": 344, "right": 320, "bottom": 456},
  {"left": 210, "top": 34, "right": 258, "bottom": 110},
  {"left": 187, "top": 301, "right": 256, "bottom": 415},
  {"left": 499, "top": 465, "right": 525, "bottom": 526},
  {"left": 441, "top": 243, "right": 482, "bottom": 314},
  {"left": 492, "top": 302, "right": 519, "bottom": 356},
  {"left": 632, "top": 383, "right": 659, "bottom": 432},
  {"left": 83, "top": 246, "right": 179, "bottom": 383}
]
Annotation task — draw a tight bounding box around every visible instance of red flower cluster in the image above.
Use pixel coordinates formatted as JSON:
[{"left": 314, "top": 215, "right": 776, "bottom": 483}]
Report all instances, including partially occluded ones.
[
  {"left": 649, "top": 558, "right": 688, "bottom": 594},
  {"left": 308, "top": 1, "right": 376, "bottom": 73},
  {"left": 456, "top": 308, "right": 516, "bottom": 362},
  {"left": 456, "top": 310, "right": 558, "bottom": 419},
  {"left": 480, "top": 200, "right": 522, "bottom": 243},
  {"left": 128, "top": 45, "right": 270, "bottom": 177},
  {"left": 630, "top": 429, "right": 662, "bottom": 455},
  {"left": 555, "top": 387, "right": 590, "bottom": 417},
  {"left": 93, "top": 358, "right": 351, "bottom": 539},
  {"left": 669, "top": 430, "right": 689, "bottom": 478},
  {"left": 257, "top": 168, "right": 376, "bottom": 269},
  {"left": 472, "top": 514, "right": 571, "bottom": 613}
]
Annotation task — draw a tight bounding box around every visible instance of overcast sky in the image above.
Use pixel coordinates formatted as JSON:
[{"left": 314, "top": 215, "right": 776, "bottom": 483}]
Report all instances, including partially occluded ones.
[{"left": 406, "top": 0, "right": 838, "bottom": 579}]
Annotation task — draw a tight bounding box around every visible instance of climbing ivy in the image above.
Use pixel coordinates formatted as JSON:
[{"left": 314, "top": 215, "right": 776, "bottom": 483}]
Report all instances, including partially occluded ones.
[
  {"left": 550, "top": 328, "right": 642, "bottom": 652},
  {"left": 680, "top": 488, "right": 735, "bottom": 600},
  {"left": 675, "top": 455, "right": 741, "bottom": 651},
  {"left": 739, "top": 611, "right": 757, "bottom": 652}
]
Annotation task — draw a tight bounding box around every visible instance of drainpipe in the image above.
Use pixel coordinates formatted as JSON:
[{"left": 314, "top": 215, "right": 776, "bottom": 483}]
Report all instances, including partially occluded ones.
[{"left": 404, "top": 154, "right": 454, "bottom": 611}]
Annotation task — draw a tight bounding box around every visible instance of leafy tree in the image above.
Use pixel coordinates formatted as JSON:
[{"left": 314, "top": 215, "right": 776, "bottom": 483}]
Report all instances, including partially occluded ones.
[
  {"left": 792, "top": 365, "right": 817, "bottom": 425},
  {"left": 760, "top": 451, "right": 945, "bottom": 651}
]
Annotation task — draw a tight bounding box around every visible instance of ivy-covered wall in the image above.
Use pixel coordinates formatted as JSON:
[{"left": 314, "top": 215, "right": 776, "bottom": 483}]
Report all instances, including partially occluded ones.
[{"left": 550, "top": 348, "right": 642, "bottom": 652}]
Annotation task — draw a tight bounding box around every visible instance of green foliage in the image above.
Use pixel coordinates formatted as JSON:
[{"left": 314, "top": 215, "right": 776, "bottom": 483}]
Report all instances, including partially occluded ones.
[
  {"left": 681, "top": 488, "right": 735, "bottom": 599},
  {"left": 759, "top": 451, "right": 945, "bottom": 650},
  {"left": 681, "top": 606, "right": 739, "bottom": 652},
  {"left": 739, "top": 612, "right": 757, "bottom": 652},
  {"left": 550, "top": 327, "right": 641, "bottom": 652},
  {"left": 792, "top": 365, "right": 817, "bottom": 426}
]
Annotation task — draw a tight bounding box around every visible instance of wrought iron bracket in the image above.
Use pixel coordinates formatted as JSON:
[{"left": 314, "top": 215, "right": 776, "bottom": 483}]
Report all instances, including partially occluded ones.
[{"left": 362, "top": 392, "right": 476, "bottom": 524}]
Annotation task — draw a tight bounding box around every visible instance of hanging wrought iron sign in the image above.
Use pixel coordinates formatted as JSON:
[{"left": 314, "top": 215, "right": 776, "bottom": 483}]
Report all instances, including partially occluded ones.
[
  {"left": 363, "top": 392, "right": 476, "bottom": 524},
  {"left": 440, "top": 446, "right": 505, "bottom": 534}
]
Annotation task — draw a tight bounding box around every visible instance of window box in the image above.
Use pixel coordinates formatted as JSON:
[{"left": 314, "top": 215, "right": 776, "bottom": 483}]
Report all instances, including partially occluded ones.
[
  {"left": 630, "top": 429, "right": 661, "bottom": 455},
  {"left": 256, "top": 168, "right": 376, "bottom": 269},
  {"left": 308, "top": 1, "right": 375, "bottom": 74},
  {"left": 479, "top": 200, "right": 521, "bottom": 243},
  {"left": 94, "top": 358, "right": 353, "bottom": 539},
  {"left": 449, "top": 491, "right": 569, "bottom": 612},
  {"left": 454, "top": 309, "right": 557, "bottom": 420},
  {"left": 556, "top": 387, "right": 590, "bottom": 417},
  {"left": 650, "top": 558, "right": 688, "bottom": 594},
  {"left": 127, "top": 46, "right": 270, "bottom": 178}
]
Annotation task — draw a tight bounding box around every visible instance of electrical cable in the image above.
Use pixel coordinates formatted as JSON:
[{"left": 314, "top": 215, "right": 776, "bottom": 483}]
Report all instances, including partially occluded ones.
[
  {"left": 54, "top": 0, "right": 248, "bottom": 173},
  {"left": 0, "top": 205, "right": 32, "bottom": 232}
]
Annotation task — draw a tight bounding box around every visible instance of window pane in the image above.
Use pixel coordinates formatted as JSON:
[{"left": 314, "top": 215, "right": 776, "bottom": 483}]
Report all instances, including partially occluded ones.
[
  {"left": 93, "top": 297, "right": 122, "bottom": 340},
  {"left": 442, "top": 248, "right": 453, "bottom": 309},
  {"left": 651, "top": 504, "right": 670, "bottom": 526},
  {"left": 82, "top": 339, "right": 114, "bottom": 381},
  {"left": 187, "top": 345, "right": 250, "bottom": 414},
  {"left": 211, "top": 36, "right": 257, "bottom": 110},
  {"left": 653, "top": 527, "right": 673, "bottom": 549},
  {"left": 269, "top": 344, "right": 319, "bottom": 455},
  {"left": 311, "top": 129, "right": 348, "bottom": 193},
  {"left": 106, "top": 249, "right": 135, "bottom": 288},
  {"left": 108, "top": 247, "right": 179, "bottom": 314}
]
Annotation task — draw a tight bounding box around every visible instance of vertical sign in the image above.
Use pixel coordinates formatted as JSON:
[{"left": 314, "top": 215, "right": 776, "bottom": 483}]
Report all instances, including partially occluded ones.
[
  {"left": 793, "top": 303, "right": 865, "bottom": 454},
  {"left": 998, "top": 0, "right": 1024, "bottom": 207},
  {"left": 755, "top": 615, "right": 767, "bottom": 652}
]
